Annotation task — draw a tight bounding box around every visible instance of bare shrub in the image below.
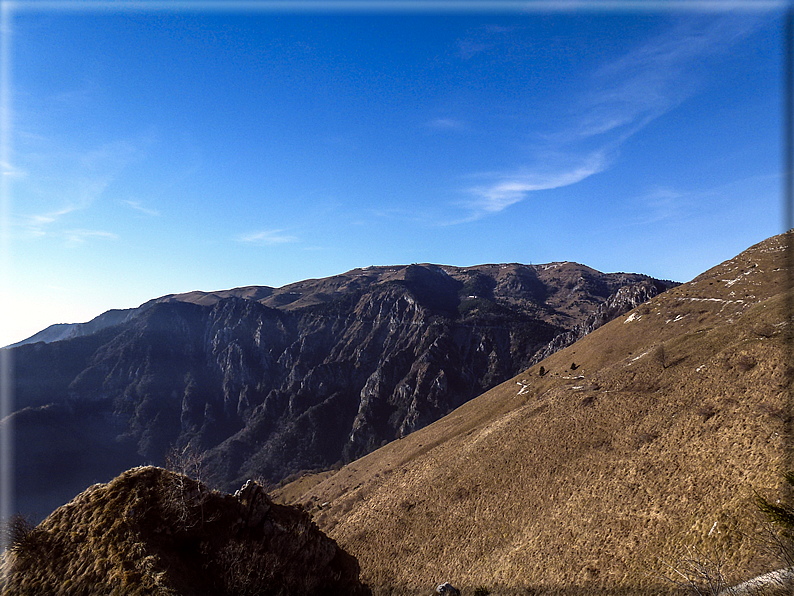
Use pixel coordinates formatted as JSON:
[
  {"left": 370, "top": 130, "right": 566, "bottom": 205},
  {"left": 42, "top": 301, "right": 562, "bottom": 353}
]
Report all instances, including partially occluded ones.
[
  {"left": 654, "top": 543, "right": 732, "bottom": 596},
  {"left": 2, "top": 513, "right": 35, "bottom": 552},
  {"left": 165, "top": 445, "right": 204, "bottom": 483},
  {"left": 158, "top": 469, "right": 214, "bottom": 531},
  {"left": 735, "top": 354, "right": 757, "bottom": 372},
  {"left": 635, "top": 431, "right": 658, "bottom": 448},
  {"left": 653, "top": 345, "right": 668, "bottom": 369},
  {"left": 697, "top": 403, "right": 718, "bottom": 421},
  {"left": 756, "top": 402, "right": 790, "bottom": 423},
  {"left": 754, "top": 471, "right": 794, "bottom": 568}
]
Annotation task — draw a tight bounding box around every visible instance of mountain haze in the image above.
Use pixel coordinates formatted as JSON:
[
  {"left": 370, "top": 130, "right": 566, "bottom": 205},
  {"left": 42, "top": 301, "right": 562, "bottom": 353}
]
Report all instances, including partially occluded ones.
[
  {"left": 8, "top": 262, "right": 674, "bottom": 520},
  {"left": 274, "top": 233, "right": 792, "bottom": 595}
]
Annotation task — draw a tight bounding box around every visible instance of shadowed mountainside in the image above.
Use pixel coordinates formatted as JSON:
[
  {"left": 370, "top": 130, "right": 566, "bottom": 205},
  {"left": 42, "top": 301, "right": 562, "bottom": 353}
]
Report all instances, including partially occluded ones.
[
  {"left": 273, "top": 233, "right": 792, "bottom": 595},
  {"left": 7, "top": 262, "right": 674, "bottom": 520},
  {"left": 0, "top": 466, "right": 370, "bottom": 596}
]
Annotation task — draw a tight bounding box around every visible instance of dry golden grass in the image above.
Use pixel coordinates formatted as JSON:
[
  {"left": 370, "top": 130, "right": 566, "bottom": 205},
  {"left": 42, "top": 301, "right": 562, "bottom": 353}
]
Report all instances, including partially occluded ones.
[
  {"left": 273, "top": 233, "right": 792, "bottom": 595},
  {"left": 1, "top": 466, "right": 369, "bottom": 596}
]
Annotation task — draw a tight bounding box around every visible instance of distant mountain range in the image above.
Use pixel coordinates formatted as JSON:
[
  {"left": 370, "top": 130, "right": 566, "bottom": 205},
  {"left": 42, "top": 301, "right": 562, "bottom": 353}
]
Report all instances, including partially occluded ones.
[{"left": 7, "top": 261, "right": 676, "bottom": 519}]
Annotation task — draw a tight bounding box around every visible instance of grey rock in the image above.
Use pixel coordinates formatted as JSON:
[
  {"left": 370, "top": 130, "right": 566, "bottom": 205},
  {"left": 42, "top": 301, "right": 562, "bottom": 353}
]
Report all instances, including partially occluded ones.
[
  {"left": 234, "top": 478, "right": 272, "bottom": 527},
  {"left": 436, "top": 582, "right": 461, "bottom": 595}
]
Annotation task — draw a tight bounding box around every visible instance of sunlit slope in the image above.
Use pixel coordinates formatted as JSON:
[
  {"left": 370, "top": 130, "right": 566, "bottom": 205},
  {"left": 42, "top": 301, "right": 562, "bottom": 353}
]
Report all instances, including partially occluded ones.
[{"left": 274, "top": 232, "right": 791, "bottom": 595}]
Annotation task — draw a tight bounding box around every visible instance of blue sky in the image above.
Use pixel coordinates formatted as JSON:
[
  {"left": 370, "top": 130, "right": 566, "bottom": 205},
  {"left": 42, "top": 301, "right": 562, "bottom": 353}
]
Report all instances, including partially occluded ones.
[{"left": 1, "top": 1, "right": 786, "bottom": 346}]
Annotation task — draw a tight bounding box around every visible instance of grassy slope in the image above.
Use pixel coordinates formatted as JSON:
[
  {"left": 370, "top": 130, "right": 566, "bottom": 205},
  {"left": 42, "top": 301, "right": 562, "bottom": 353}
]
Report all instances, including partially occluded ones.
[{"left": 273, "top": 233, "right": 791, "bottom": 595}]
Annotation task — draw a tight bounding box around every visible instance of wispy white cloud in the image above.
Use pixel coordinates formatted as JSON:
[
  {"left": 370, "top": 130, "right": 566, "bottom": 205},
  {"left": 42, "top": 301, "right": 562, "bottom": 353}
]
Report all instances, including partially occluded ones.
[
  {"left": 0, "top": 161, "right": 26, "bottom": 178},
  {"left": 20, "top": 177, "right": 113, "bottom": 237},
  {"left": 15, "top": 135, "right": 151, "bottom": 238},
  {"left": 427, "top": 118, "right": 466, "bottom": 131},
  {"left": 627, "top": 187, "right": 686, "bottom": 227},
  {"left": 456, "top": 23, "right": 521, "bottom": 60},
  {"left": 453, "top": 14, "right": 764, "bottom": 223},
  {"left": 455, "top": 150, "right": 609, "bottom": 223},
  {"left": 626, "top": 172, "right": 778, "bottom": 230},
  {"left": 572, "top": 15, "right": 762, "bottom": 143},
  {"left": 122, "top": 199, "right": 160, "bottom": 217},
  {"left": 236, "top": 229, "right": 299, "bottom": 245},
  {"left": 62, "top": 229, "right": 119, "bottom": 245}
]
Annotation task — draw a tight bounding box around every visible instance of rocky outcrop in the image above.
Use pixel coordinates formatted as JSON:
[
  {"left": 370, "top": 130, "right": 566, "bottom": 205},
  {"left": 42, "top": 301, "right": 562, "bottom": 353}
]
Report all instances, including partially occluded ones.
[
  {"left": 528, "top": 279, "right": 670, "bottom": 365},
  {"left": 435, "top": 582, "right": 461, "bottom": 595},
  {"left": 1, "top": 466, "right": 370, "bottom": 596},
  {"left": 8, "top": 262, "right": 677, "bottom": 518}
]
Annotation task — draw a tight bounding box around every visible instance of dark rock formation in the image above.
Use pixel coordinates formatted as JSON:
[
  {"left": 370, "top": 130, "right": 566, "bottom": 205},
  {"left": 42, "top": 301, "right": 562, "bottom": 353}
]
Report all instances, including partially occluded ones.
[
  {"left": 528, "top": 278, "right": 671, "bottom": 365},
  {"left": 7, "top": 262, "right": 677, "bottom": 518},
  {"left": 1, "top": 466, "right": 370, "bottom": 596}
]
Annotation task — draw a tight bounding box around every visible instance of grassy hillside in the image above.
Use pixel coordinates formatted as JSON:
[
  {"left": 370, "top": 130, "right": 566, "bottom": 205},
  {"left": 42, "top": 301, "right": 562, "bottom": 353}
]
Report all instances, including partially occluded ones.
[{"left": 274, "top": 233, "right": 792, "bottom": 595}]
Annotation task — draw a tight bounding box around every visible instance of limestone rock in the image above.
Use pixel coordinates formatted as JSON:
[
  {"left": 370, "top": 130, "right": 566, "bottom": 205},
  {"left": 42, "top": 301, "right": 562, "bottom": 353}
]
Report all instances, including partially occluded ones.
[
  {"left": 234, "top": 478, "right": 271, "bottom": 527},
  {"left": 435, "top": 582, "right": 461, "bottom": 595}
]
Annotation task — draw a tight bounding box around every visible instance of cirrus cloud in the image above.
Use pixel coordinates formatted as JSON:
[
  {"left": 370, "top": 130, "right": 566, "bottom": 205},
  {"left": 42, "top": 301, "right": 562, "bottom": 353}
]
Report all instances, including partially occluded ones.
[
  {"left": 236, "top": 229, "right": 299, "bottom": 246},
  {"left": 451, "top": 13, "right": 766, "bottom": 224}
]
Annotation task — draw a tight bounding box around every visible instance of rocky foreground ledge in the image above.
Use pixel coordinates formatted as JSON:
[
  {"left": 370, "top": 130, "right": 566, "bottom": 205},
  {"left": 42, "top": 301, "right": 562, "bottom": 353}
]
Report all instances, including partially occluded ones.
[{"left": 1, "top": 466, "right": 371, "bottom": 596}]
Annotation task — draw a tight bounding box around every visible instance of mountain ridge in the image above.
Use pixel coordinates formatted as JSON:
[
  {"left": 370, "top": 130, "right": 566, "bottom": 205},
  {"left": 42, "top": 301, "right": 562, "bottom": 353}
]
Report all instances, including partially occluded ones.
[
  {"left": 7, "top": 261, "right": 676, "bottom": 520},
  {"left": 8, "top": 261, "right": 676, "bottom": 349}
]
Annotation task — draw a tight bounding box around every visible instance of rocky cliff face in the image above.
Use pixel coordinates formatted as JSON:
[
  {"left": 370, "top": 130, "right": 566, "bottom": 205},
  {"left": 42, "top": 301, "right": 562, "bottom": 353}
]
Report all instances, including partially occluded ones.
[
  {"left": 8, "top": 262, "right": 676, "bottom": 517},
  {"left": 528, "top": 278, "right": 670, "bottom": 365}
]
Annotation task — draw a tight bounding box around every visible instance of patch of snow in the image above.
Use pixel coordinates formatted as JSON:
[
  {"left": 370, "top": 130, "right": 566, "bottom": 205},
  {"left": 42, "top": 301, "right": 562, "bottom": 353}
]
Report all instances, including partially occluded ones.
[
  {"left": 723, "top": 273, "right": 747, "bottom": 287},
  {"left": 696, "top": 364, "right": 706, "bottom": 373},
  {"left": 624, "top": 312, "right": 640, "bottom": 323},
  {"left": 541, "top": 262, "right": 568, "bottom": 270},
  {"left": 721, "top": 567, "right": 794, "bottom": 596},
  {"left": 628, "top": 350, "right": 650, "bottom": 365}
]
